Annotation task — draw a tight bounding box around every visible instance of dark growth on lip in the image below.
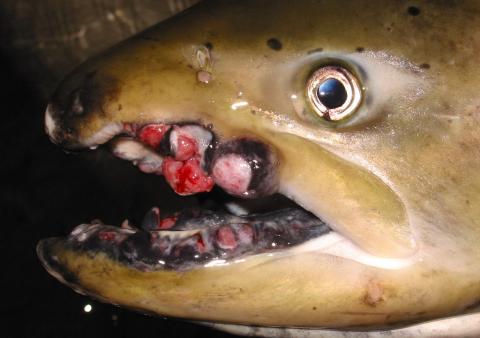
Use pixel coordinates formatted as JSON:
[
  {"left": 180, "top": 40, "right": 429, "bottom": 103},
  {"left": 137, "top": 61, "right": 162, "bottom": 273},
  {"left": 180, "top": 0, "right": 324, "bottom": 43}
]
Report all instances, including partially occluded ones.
[
  {"left": 267, "top": 38, "right": 283, "bottom": 51},
  {"left": 210, "top": 138, "right": 278, "bottom": 198},
  {"left": 63, "top": 208, "right": 330, "bottom": 271}
]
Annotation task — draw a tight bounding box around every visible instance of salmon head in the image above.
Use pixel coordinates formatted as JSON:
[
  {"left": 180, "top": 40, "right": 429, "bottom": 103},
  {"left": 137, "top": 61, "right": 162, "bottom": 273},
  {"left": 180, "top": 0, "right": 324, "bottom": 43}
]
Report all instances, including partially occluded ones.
[{"left": 38, "top": 0, "right": 480, "bottom": 335}]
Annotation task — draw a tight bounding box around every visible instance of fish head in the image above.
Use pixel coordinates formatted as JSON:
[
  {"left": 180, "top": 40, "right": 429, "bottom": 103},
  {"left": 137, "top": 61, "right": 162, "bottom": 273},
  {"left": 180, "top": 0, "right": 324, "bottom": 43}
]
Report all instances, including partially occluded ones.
[{"left": 39, "top": 0, "right": 480, "bottom": 330}]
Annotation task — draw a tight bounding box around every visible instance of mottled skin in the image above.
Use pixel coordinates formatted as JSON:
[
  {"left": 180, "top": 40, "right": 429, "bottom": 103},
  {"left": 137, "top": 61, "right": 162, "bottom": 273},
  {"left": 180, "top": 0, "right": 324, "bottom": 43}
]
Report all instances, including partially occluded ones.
[{"left": 40, "top": 0, "right": 480, "bottom": 333}]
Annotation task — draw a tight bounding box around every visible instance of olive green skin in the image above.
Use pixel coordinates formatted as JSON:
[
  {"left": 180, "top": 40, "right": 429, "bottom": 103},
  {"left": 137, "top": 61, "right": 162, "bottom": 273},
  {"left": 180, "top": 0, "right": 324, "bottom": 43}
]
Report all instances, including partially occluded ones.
[{"left": 40, "top": 0, "right": 480, "bottom": 330}]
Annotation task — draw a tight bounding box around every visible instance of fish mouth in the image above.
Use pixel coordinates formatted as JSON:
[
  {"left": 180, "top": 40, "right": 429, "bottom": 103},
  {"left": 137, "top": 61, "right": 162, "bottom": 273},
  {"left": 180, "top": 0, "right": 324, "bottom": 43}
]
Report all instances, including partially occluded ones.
[
  {"left": 39, "top": 119, "right": 414, "bottom": 273},
  {"left": 39, "top": 208, "right": 330, "bottom": 272}
]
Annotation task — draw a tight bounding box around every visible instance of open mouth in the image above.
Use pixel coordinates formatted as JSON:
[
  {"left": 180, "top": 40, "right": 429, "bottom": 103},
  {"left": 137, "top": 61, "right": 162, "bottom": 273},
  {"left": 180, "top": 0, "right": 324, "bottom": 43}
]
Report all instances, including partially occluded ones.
[
  {"left": 49, "top": 120, "right": 333, "bottom": 271},
  {"left": 42, "top": 119, "right": 414, "bottom": 272}
]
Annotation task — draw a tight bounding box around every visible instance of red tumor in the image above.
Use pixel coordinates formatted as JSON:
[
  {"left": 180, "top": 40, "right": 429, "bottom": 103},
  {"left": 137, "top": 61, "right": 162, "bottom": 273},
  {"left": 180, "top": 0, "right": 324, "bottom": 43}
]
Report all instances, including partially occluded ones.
[
  {"left": 98, "top": 231, "right": 116, "bottom": 241},
  {"left": 138, "top": 124, "right": 171, "bottom": 149},
  {"left": 162, "top": 157, "right": 214, "bottom": 195},
  {"left": 174, "top": 133, "right": 198, "bottom": 161}
]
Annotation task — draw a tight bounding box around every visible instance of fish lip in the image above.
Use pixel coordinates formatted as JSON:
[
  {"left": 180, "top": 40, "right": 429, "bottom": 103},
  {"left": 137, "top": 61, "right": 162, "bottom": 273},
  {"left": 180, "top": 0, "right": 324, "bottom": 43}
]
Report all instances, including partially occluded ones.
[
  {"left": 37, "top": 238, "right": 84, "bottom": 291},
  {"left": 37, "top": 238, "right": 122, "bottom": 305},
  {"left": 41, "top": 208, "right": 332, "bottom": 272}
]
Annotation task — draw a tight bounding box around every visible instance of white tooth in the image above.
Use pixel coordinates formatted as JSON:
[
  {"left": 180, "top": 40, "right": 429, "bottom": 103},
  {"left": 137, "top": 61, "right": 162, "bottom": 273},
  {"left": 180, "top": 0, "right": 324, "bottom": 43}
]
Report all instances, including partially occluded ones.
[
  {"left": 71, "top": 223, "right": 102, "bottom": 242},
  {"left": 154, "top": 230, "right": 201, "bottom": 240},
  {"left": 224, "top": 202, "right": 250, "bottom": 216},
  {"left": 170, "top": 125, "right": 213, "bottom": 157},
  {"left": 70, "top": 224, "right": 91, "bottom": 236},
  {"left": 121, "top": 219, "right": 132, "bottom": 229},
  {"left": 111, "top": 137, "right": 164, "bottom": 172}
]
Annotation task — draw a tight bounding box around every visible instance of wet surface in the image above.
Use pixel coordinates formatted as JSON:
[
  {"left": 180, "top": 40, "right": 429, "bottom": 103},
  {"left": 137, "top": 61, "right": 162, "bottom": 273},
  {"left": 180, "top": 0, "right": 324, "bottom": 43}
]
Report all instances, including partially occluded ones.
[
  {"left": 47, "top": 208, "right": 329, "bottom": 272},
  {"left": 0, "top": 51, "right": 238, "bottom": 337}
]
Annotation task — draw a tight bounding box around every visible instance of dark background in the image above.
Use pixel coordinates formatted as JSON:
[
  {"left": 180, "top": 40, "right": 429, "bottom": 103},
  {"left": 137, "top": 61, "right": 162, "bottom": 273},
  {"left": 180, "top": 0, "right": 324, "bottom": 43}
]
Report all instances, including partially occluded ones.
[{"left": 0, "top": 1, "right": 239, "bottom": 337}]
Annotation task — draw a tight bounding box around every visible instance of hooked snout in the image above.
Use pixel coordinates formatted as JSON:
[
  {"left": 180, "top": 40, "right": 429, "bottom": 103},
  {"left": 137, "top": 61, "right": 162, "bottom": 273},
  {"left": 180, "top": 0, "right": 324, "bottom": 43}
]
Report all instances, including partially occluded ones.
[{"left": 45, "top": 69, "right": 121, "bottom": 149}]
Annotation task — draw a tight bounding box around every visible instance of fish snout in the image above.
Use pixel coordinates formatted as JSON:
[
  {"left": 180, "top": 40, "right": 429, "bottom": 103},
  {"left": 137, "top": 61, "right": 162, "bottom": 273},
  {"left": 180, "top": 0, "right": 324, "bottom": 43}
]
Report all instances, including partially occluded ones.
[
  {"left": 44, "top": 102, "right": 80, "bottom": 148},
  {"left": 44, "top": 69, "right": 121, "bottom": 149}
]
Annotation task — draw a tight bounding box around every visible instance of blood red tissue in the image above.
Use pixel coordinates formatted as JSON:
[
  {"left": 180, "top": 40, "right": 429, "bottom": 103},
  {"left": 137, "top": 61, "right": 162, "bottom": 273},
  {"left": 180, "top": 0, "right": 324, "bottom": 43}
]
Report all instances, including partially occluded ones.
[
  {"left": 162, "top": 157, "right": 214, "bottom": 195},
  {"left": 174, "top": 132, "right": 198, "bottom": 161},
  {"left": 98, "top": 231, "right": 116, "bottom": 241},
  {"left": 138, "top": 124, "right": 170, "bottom": 149},
  {"left": 159, "top": 216, "right": 177, "bottom": 230},
  {"left": 196, "top": 234, "right": 206, "bottom": 253},
  {"left": 216, "top": 226, "right": 237, "bottom": 250}
]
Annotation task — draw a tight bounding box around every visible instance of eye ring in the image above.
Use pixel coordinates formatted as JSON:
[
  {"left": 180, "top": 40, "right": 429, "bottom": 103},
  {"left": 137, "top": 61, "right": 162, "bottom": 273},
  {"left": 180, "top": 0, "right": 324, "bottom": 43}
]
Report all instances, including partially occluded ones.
[{"left": 306, "top": 66, "right": 362, "bottom": 121}]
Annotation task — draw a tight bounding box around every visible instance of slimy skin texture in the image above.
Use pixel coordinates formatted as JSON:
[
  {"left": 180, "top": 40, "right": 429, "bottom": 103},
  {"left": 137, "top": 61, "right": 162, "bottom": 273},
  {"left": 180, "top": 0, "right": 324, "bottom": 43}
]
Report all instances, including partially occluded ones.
[{"left": 39, "top": 0, "right": 480, "bottom": 334}]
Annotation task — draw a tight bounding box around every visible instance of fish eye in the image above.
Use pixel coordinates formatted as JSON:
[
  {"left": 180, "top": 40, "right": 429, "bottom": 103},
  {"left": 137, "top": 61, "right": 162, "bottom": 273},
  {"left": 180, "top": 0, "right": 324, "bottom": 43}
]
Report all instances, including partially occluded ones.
[{"left": 307, "top": 66, "right": 362, "bottom": 121}]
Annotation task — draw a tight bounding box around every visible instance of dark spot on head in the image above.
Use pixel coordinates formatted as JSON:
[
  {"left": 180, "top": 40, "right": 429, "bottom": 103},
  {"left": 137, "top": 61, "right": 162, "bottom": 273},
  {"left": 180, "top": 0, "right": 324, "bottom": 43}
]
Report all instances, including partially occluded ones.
[
  {"left": 363, "top": 281, "right": 384, "bottom": 307},
  {"left": 85, "top": 70, "right": 97, "bottom": 80},
  {"left": 407, "top": 6, "right": 421, "bottom": 16},
  {"left": 204, "top": 42, "right": 213, "bottom": 50},
  {"left": 356, "top": 47, "right": 365, "bottom": 53},
  {"left": 307, "top": 47, "right": 323, "bottom": 54},
  {"left": 140, "top": 35, "right": 161, "bottom": 42},
  {"left": 420, "top": 63, "right": 430, "bottom": 69},
  {"left": 267, "top": 38, "right": 282, "bottom": 51},
  {"left": 118, "top": 104, "right": 122, "bottom": 111},
  {"left": 312, "top": 306, "right": 317, "bottom": 310}
]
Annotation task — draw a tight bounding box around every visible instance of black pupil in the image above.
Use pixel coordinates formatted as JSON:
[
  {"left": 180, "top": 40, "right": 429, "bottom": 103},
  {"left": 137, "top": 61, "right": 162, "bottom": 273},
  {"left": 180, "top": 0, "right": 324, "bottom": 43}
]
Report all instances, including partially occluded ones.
[{"left": 317, "top": 78, "right": 348, "bottom": 109}]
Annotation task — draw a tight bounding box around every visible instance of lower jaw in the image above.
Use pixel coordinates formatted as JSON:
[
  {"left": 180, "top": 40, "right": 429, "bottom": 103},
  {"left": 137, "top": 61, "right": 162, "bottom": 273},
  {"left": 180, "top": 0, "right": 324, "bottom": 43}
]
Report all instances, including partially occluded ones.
[
  {"left": 49, "top": 205, "right": 331, "bottom": 272},
  {"left": 39, "top": 198, "right": 414, "bottom": 273}
]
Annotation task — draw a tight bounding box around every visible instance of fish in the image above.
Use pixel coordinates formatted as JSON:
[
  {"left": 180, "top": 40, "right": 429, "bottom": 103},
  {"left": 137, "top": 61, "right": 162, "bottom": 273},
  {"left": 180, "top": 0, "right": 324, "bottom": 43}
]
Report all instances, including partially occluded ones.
[{"left": 37, "top": 0, "right": 480, "bottom": 336}]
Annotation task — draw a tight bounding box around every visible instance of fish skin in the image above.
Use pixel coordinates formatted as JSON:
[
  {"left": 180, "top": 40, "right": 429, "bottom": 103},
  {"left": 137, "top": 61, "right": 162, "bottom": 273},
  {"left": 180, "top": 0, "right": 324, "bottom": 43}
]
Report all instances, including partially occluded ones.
[{"left": 39, "top": 0, "right": 480, "bottom": 334}]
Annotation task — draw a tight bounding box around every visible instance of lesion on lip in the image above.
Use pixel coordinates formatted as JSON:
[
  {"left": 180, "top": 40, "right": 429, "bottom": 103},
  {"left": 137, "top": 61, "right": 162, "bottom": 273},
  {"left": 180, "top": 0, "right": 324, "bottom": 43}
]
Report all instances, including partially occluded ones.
[
  {"left": 103, "top": 121, "right": 280, "bottom": 199},
  {"left": 47, "top": 207, "right": 331, "bottom": 272}
]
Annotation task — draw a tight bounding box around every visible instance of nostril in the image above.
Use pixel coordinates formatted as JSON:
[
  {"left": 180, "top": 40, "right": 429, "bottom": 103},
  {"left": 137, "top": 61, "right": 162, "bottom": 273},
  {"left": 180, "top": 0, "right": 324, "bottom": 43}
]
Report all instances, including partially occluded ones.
[
  {"left": 67, "top": 88, "right": 85, "bottom": 116},
  {"left": 71, "top": 91, "right": 84, "bottom": 115}
]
